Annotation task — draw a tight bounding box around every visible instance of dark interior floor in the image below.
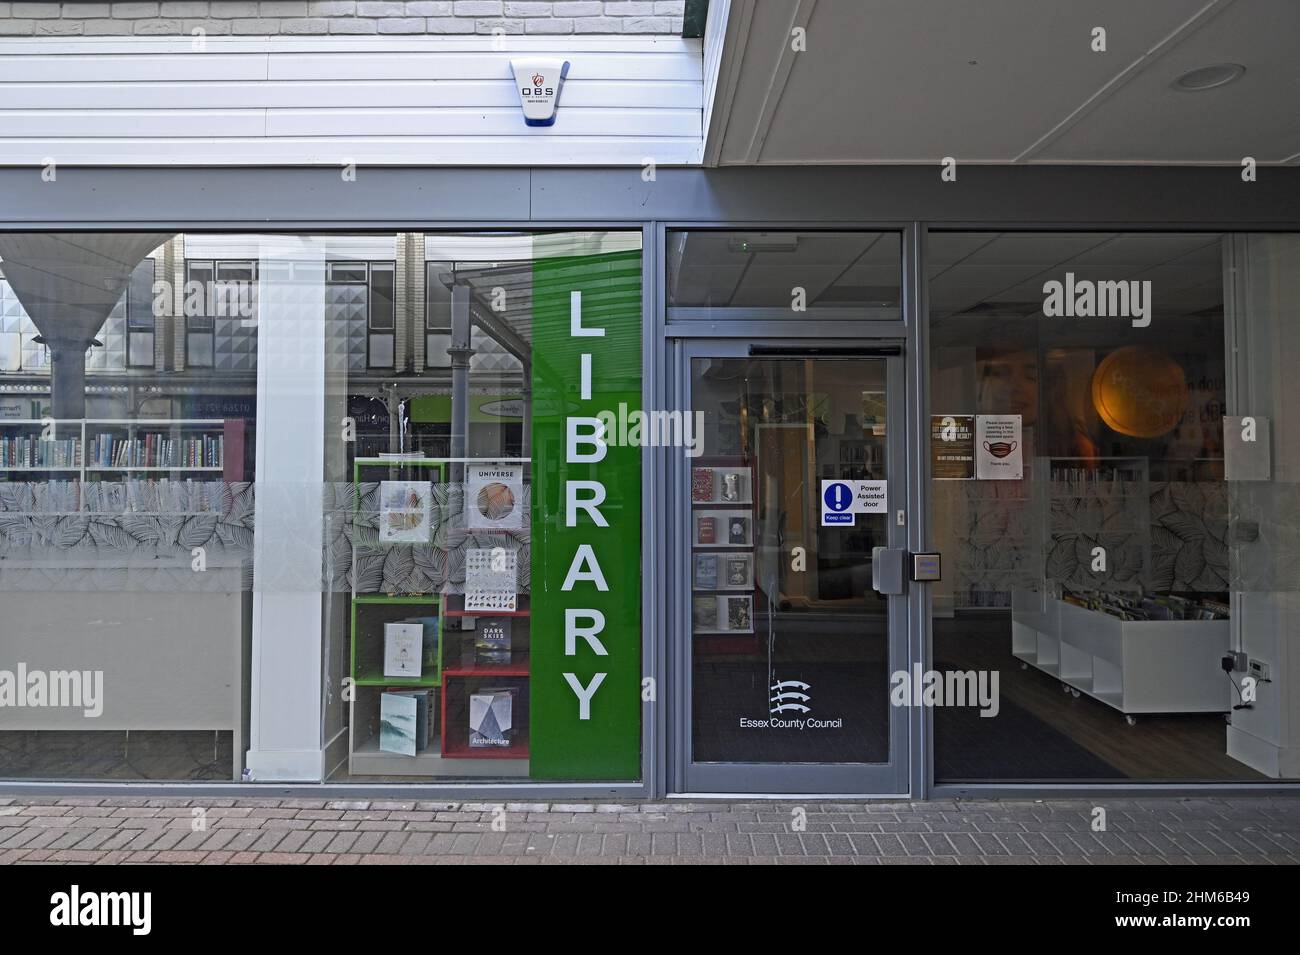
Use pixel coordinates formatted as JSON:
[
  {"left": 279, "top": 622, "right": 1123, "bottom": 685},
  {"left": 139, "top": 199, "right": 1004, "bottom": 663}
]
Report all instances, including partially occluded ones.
[{"left": 934, "top": 614, "right": 1267, "bottom": 782}]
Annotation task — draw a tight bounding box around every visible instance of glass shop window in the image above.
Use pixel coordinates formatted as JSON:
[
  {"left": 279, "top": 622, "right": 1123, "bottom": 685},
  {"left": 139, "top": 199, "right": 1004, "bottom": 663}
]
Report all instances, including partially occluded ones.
[
  {"left": 323, "top": 231, "right": 645, "bottom": 784},
  {"left": 927, "top": 231, "right": 1300, "bottom": 784},
  {"left": 666, "top": 230, "right": 902, "bottom": 317}
]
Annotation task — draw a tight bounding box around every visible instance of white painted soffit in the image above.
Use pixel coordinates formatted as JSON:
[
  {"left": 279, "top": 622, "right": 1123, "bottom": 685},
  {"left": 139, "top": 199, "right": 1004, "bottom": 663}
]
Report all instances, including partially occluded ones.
[
  {"left": 703, "top": 0, "right": 1300, "bottom": 166},
  {"left": 0, "top": 35, "right": 704, "bottom": 167}
]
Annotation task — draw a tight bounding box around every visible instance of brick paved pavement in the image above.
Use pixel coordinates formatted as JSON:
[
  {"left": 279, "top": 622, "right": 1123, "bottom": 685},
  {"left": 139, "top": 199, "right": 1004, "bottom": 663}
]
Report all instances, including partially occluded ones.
[{"left": 0, "top": 796, "right": 1297, "bottom": 864}]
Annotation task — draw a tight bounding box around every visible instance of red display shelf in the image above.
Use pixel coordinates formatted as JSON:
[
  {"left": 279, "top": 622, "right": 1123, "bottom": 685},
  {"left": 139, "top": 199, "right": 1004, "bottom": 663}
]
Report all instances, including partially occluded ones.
[
  {"left": 440, "top": 667, "right": 530, "bottom": 760},
  {"left": 442, "top": 609, "right": 531, "bottom": 618},
  {"left": 442, "top": 665, "right": 530, "bottom": 677},
  {"left": 442, "top": 738, "right": 529, "bottom": 759},
  {"left": 695, "top": 633, "right": 763, "bottom": 657}
]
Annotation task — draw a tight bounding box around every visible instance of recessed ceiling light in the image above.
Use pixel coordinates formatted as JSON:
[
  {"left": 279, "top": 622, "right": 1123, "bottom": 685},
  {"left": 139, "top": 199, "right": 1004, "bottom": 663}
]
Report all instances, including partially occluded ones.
[{"left": 1173, "top": 63, "right": 1245, "bottom": 91}]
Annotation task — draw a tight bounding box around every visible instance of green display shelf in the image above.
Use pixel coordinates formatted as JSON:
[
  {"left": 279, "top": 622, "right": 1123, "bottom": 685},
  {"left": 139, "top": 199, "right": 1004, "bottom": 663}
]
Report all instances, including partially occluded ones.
[{"left": 349, "top": 594, "right": 443, "bottom": 686}]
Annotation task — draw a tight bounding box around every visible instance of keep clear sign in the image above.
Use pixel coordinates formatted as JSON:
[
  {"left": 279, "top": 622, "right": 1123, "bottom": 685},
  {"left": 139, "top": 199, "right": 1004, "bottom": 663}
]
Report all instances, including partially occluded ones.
[{"left": 821, "top": 479, "right": 888, "bottom": 526}]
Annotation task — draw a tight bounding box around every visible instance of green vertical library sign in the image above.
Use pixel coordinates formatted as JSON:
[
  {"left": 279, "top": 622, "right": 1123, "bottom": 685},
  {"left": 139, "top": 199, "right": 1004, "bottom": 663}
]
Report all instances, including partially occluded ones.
[{"left": 530, "top": 244, "right": 642, "bottom": 780}]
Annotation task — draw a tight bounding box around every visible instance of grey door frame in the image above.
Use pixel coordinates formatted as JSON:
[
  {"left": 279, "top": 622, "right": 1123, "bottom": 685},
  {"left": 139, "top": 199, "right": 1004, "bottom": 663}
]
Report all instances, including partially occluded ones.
[{"left": 668, "top": 338, "right": 912, "bottom": 795}]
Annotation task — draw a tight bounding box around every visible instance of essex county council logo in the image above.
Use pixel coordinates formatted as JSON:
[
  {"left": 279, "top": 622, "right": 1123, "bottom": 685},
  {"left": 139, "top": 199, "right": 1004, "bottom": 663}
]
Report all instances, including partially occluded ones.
[{"left": 770, "top": 680, "right": 811, "bottom": 715}]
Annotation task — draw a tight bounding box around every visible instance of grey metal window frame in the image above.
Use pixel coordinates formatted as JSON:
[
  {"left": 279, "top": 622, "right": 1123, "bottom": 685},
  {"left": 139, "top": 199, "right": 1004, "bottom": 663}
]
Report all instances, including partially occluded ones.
[{"left": 2, "top": 164, "right": 1300, "bottom": 800}]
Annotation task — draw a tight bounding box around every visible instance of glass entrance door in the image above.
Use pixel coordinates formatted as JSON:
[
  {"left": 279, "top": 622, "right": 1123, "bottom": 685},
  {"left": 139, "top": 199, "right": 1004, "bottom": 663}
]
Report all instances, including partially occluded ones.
[{"left": 677, "top": 343, "right": 909, "bottom": 794}]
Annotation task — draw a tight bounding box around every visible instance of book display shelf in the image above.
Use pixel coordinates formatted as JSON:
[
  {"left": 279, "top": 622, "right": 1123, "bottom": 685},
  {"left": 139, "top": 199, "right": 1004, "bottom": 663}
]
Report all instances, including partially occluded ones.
[
  {"left": 1011, "top": 586, "right": 1231, "bottom": 721},
  {"left": 350, "top": 594, "right": 443, "bottom": 688},
  {"left": 440, "top": 596, "right": 531, "bottom": 760},
  {"left": 690, "top": 456, "right": 758, "bottom": 652},
  {"left": 347, "top": 457, "right": 530, "bottom": 777},
  {"left": 1014, "top": 456, "right": 1231, "bottom": 721},
  {"left": 0, "top": 418, "right": 243, "bottom": 485}
]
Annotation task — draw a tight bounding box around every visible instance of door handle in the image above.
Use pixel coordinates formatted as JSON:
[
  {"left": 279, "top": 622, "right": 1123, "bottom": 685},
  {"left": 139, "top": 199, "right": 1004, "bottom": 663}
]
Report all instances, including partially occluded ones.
[{"left": 871, "top": 546, "right": 907, "bottom": 595}]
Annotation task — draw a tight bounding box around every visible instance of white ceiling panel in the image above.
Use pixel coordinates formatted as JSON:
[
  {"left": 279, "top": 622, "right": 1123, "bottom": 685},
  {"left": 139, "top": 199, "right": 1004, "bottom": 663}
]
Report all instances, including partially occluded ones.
[
  {"left": 926, "top": 232, "right": 1226, "bottom": 319},
  {"left": 709, "top": 0, "right": 1297, "bottom": 166},
  {"left": 954, "top": 233, "right": 1115, "bottom": 268},
  {"left": 1035, "top": 0, "right": 1300, "bottom": 161},
  {"left": 1055, "top": 233, "right": 1219, "bottom": 270}
]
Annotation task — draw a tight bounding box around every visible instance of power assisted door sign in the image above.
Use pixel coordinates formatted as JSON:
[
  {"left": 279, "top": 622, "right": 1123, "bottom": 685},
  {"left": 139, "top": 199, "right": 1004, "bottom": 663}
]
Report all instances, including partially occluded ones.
[{"left": 871, "top": 546, "right": 907, "bottom": 595}]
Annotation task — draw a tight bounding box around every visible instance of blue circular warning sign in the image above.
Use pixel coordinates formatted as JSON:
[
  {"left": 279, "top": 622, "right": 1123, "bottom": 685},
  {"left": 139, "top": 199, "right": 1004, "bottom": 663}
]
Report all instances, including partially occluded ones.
[{"left": 824, "top": 481, "right": 853, "bottom": 512}]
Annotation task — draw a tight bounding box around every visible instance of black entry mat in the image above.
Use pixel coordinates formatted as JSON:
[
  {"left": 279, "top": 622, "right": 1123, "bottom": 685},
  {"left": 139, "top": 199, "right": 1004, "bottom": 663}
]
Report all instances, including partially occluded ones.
[{"left": 932, "top": 662, "right": 1125, "bottom": 780}]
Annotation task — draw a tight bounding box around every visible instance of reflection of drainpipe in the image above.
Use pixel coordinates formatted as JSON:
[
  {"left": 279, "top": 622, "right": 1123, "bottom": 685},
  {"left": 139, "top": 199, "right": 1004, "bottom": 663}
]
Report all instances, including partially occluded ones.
[
  {"left": 521, "top": 371, "right": 531, "bottom": 458},
  {"left": 381, "top": 382, "right": 400, "bottom": 453},
  {"left": 33, "top": 332, "right": 98, "bottom": 422},
  {"left": 448, "top": 283, "right": 473, "bottom": 483}
]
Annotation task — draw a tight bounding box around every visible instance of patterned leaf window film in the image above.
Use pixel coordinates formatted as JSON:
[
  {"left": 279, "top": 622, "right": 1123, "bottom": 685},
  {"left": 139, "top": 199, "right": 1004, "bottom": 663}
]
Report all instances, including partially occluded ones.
[
  {"left": 0, "top": 480, "right": 254, "bottom": 592},
  {"left": 330, "top": 481, "right": 532, "bottom": 595}
]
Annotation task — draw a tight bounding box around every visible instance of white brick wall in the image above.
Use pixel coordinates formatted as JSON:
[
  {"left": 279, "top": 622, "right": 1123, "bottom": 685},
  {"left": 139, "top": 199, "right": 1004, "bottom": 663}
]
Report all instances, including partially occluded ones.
[{"left": 0, "top": 0, "right": 685, "bottom": 33}]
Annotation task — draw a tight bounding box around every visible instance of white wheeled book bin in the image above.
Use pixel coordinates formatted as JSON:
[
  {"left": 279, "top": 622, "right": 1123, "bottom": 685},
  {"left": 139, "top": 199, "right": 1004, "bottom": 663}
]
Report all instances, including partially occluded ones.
[{"left": 1011, "top": 587, "right": 1231, "bottom": 723}]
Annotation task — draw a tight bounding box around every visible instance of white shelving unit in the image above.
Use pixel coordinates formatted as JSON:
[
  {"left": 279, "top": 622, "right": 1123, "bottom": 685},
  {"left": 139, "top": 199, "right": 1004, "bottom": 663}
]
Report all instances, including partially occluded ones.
[
  {"left": 1012, "top": 587, "right": 1231, "bottom": 720},
  {"left": 0, "top": 418, "right": 228, "bottom": 483}
]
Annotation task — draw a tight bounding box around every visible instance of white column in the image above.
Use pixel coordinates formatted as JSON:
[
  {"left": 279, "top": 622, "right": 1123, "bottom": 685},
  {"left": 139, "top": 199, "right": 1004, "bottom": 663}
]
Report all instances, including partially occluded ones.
[
  {"left": 246, "top": 237, "right": 327, "bottom": 782},
  {"left": 1225, "top": 234, "right": 1300, "bottom": 778}
]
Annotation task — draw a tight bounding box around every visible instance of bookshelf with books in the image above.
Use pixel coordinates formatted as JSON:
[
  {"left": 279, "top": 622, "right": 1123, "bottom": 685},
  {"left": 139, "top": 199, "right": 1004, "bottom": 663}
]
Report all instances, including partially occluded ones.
[
  {"left": 348, "top": 589, "right": 449, "bottom": 779},
  {"left": 0, "top": 418, "right": 244, "bottom": 482},
  {"left": 690, "top": 457, "right": 758, "bottom": 645},
  {"left": 347, "top": 457, "right": 445, "bottom": 776},
  {"left": 1014, "top": 456, "right": 1234, "bottom": 719},
  {"left": 346, "top": 457, "right": 530, "bottom": 776},
  {"left": 350, "top": 594, "right": 443, "bottom": 689},
  {"left": 440, "top": 596, "right": 531, "bottom": 760}
]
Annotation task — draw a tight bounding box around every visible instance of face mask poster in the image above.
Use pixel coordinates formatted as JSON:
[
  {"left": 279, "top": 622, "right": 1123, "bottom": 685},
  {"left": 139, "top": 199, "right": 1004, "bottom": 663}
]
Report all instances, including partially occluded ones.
[{"left": 975, "top": 414, "right": 1022, "bottom": 480}]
